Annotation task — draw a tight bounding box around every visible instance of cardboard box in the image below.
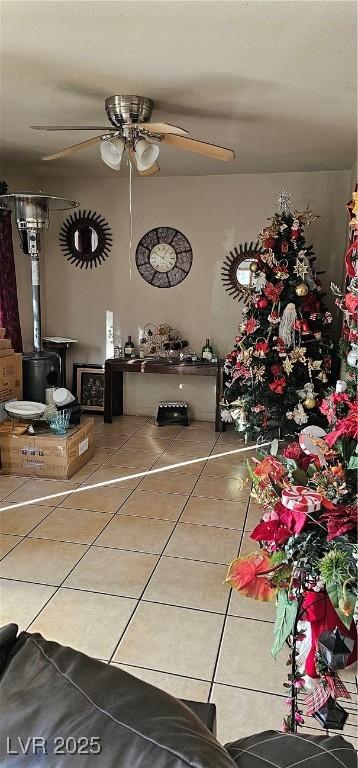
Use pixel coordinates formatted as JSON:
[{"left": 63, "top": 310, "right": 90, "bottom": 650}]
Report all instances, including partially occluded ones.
[
  {"left": 0, "top": 417, "right": 94, "bottom": 479},
  {"left": 0, "top": 353, "right": 22, "bottom": 404}
]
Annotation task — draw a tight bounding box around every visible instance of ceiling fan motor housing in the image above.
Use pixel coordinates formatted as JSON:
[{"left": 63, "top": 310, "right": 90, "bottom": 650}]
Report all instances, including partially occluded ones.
[{"left": 105, "top": 95, "right": 153, "bottom": 128}]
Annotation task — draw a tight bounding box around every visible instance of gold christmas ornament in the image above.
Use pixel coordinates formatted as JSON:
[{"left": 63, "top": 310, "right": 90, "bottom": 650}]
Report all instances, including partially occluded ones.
[
  {"left": 295, "top": 282, "right": 309, "bottom": 297},
  {"left": 303, "top": 397, "right": 317, "bottom": 409},
  {"left": 293, "top": 205, "right": 320, "bottom": 227},
  {"left": 290, "top": 346, "right": 307, "bottom": 364},
  {"left": 317, "top": 371, "right": 329, "bottom": 383},
  {"left": 283, "top": 356, "right": 294, "bottom": 375},
  {"left": 249, "top": 260, "right": 260, "bottom": 273}
]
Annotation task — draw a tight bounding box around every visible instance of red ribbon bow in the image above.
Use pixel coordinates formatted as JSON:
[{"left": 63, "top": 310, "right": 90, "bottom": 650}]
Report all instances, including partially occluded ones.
[{"left": 306, "top": 673, "right": 351, "bottom": 716}]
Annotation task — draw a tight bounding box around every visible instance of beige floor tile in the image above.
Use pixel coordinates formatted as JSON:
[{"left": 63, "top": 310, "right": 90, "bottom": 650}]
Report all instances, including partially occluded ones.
[
  {"left": 138, "top": 471, "right": 197, "bottom": 495},
  {"left": 91, "top": 447, "right": 118, "bottom": 464},
  {"left": 215, "top": 616, "right": 286, "bottom": 694},
  {"left": 239, "top": 532, "right": 259, "bottom": 557},
  {"left": 171, "top": 430, "right": 218, "bottom": 447},
  {"left": 0, "top": 537, "right": 87, "bottom": 585},
  {"left": 186, "top": 421, "right": 216, "bottom": 432},
  {"left": 84, "top": 467, "right": 143, "bottom": 490},
  {"left": 181, "top": 497, "right": 247, "bottom": 530},
  {"left": 103, "top": 449, "right": 159, "bottom": 469},
  {"left": 245, "top": 501, "right": 264, "bottom": 531},
  {"left": 29, "top": 507, "right": 113, "bottom": 545},
  {"left": 69, "top": 464, "right": 99, "bottom": 483},
  {"left": 164, "top": 522, "right": 241, "bottom": 565},
  {"left": 0, "top": 533, "right": 23, "bottom": 558},
  {"left": 113, "top": 664, "right": 210, "bottom": 701},
  {"left": 193, "top": 476, "right": 250, "bottom": 503},
  {"left": 113, "top": 601, "right": 224, "bottom": 679},
  {"left": 201, "top": 461, "right": 249, "bottom": 481},
  {"left": 143, "top": 556, "right": 228, "bottom": 612},
  {"left": 29, "top": 588, "right": 136, "bottom": 659},
  {"left": 3, "top": 478, "right": 76, "bottom": 506},
  {"left": 94, "top": 434, "right": 130, "bottom": 449},
  {"left": 118, "top": 490, "right": 188, "bottom": 521},
  {"left": 0, "top": 475, "right": 29, "bottom": 500},
  {"left": 136, "top": 424, "right": 182, "bottom": 438},
  {"left": 228, "top": 590, "right": 275, "bottom": 622},
  {"left": 0, "top": 579, "right": 56, "bottom": 630},
  {"left": 151, "top": 456, "right": 202, "bottom": 476},
  {"left": 122, "top": 436, "right": 174, "bottom": 453},
  {"left": 210, "top": 684, "right": 285, "bottom": 745},
  {"left": 0, "top": 504, "right": 55, "bottom": 536},
  {"left": 215, "top": 430, "right": 244, "bottom": 446},
  {"left": 96, "top": 515, "right": 175, "bottom": 554},
  {"left": 163, "top": 443, "right": 213, "bottom": 460},
  {"left": 64, "top": 546, "right": 158, "bottom": 597},
  {"left": 60, "top": 486, "right": 131, "bottom": 514}
]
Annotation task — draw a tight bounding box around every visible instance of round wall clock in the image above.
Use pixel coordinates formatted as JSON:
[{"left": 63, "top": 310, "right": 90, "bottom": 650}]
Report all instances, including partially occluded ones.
[{"left": 135, "top": 227, "right": 193, "bottom": 287}]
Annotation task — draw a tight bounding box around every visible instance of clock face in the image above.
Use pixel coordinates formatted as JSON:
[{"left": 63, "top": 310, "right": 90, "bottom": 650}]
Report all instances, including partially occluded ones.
[{"left": 135, "top": 227, "right": 193, "bottom": 288}]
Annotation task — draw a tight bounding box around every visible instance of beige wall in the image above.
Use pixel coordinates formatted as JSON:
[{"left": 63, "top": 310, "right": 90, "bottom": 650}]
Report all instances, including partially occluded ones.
[{"left": 5, "top": 168, "right": 351, "bottom": 420}]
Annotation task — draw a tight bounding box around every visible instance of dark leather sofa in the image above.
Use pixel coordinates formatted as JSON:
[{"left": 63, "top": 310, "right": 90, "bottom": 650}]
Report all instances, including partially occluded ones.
[{"left": 0, "top": 624, "right": 355, "bottom": 767}]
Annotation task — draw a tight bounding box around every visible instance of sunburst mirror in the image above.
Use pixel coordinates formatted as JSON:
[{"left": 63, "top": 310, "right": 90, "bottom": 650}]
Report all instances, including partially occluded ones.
[
  {"left": 221, "top": 241, "right": 264, "bottom": 302},
  {"left": 59, "top": 209, "right": 112, "bottom": 269}
]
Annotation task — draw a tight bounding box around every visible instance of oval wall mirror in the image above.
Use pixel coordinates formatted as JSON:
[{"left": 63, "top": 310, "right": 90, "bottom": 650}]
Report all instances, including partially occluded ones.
[
  {"left": 59, "top": 209, "right": 112, "bottom": 268},
  {"left": 221, "top": 241, "right": 264, "bottom": 302}
]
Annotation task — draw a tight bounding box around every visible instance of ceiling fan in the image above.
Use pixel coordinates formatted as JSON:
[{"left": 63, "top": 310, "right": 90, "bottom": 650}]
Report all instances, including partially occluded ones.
[{"left": 31, "top": 94, "right": 235, "bottom": 175}]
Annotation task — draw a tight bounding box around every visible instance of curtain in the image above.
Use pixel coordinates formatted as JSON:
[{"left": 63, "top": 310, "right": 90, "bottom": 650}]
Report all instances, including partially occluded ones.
[{"left": 0, "top": 209, "right": 23, "bottom": 352}]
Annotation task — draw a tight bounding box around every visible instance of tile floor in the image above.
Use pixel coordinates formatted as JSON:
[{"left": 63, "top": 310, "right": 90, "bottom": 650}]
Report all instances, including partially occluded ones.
[{"left": 0, "top": 415, "right": 356, "bottom": 747}]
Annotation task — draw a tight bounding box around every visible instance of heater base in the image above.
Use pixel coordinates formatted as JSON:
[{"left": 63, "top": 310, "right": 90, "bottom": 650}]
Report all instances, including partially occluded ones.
[{"left": 22, "top": 351, "right": 61, "bottom": 403}]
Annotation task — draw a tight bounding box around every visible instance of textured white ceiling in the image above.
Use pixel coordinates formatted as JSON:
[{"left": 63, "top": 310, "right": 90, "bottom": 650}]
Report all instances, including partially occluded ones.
[{"left": 0, "top": 0, "right": 356, "bottom": 179}]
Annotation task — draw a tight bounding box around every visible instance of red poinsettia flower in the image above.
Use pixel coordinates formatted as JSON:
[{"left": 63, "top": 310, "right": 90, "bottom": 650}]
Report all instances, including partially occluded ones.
[
  {"left": 244, "top": 317, "right": 260, "bottom": 334},
  {"left": 345, "top": 292, "right": 358, "bottom": 315},
  {"left": 325, "top": 401, "right": 358, "bottom": 446},
  {"left": 226, "top": 550, "right": 277, "bottom": 602},
  {"left": 264, "top": 282, "right": 284, "bottom": 303},
  {"left": 269, "top": 376, "right": 287, "bottom": 394},
  {"left": 320, "top": 503, "right": 357, "bottom": 540}
]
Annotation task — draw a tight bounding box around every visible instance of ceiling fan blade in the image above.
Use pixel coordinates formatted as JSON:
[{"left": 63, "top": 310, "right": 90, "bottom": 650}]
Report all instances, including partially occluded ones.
[
  {"left": 126, "top": 122, "right": 188, "bottom": 136},
  {"left": 136, "top": 162, "right": 160, "bottom": 176},
  {"left": 32, "top": 125, "right": 115, "bottom": 131},
  {"left": 42, "top": 135, "right": 104, "bottom": 161},
  {"left": 163, "top": 134, "right": 235, "bottom": 161}
]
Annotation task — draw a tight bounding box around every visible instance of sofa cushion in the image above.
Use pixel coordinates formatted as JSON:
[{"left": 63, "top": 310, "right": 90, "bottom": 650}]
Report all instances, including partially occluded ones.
[
  {"left": 0, "top": 626, "right": 236, "bottom": 768},
  {"left": 225, "top": 730, "right": 356, "bottom": 767}
]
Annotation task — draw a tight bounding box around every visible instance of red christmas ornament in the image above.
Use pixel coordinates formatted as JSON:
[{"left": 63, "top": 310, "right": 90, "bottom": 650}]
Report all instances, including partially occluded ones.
[
  {"left": 291, "top": 226, "right": 300, "bottom": 239},
  {"left": 264, "top": 282, "right": 284, "bottom": 303},
  {"left": 269, "top": 376, "right": 287, "bottom": 394},
  {"left": 281, "top": 241, "right": 289, "bottom": 254},
  {"left": 301, "top": 320, "right": 311, "bottom": 334},
  {"left": 257, "top": 297, "right": 269, "bottom": 309},
  {"left": 263, "top": 236, "right": 276, "bottom": 249},
  {"left": 254, "top": 340, "right": 270, "bottom": 356},
  {"left": 271, "top": 364, "right": 282, "bottom": 375}
]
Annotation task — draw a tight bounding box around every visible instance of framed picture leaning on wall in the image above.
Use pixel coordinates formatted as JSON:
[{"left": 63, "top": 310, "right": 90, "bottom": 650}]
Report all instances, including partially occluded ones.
[{"left": 72, "top": 363, "right": 105, "bottom": 413}]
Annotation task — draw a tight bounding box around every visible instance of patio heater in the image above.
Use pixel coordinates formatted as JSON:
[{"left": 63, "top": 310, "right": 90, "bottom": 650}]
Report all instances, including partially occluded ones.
[{"left": 0, "top": 193, "right": 79, "bottom": 401}]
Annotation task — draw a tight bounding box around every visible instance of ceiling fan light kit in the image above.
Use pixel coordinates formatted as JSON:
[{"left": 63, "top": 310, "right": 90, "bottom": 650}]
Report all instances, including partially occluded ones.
[
  {"left": 32, "top": 93, "right": 235, "bottom": 173},
  {"left": 100, "top": 137, "right": 125, "bottom": 170}
]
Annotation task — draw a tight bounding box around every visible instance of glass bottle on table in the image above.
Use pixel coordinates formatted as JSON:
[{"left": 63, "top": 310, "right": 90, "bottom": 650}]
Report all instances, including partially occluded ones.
[
  {"left": 124, "top": 335, "right": 135, "bottom": 358},
  {"left": 201, "top": 338, "right": 213, "bottom": 361}
]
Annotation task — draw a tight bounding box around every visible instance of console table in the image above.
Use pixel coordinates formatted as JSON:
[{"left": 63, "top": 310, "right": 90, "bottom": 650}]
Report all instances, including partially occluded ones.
[{"left": 104, "top": 358, "right": 225, "bottom": 431}]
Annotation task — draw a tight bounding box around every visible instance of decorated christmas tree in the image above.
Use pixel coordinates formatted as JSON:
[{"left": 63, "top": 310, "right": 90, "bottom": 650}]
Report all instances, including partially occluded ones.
[{"left": 222, "top": 193, "right": 334, "bottom": 438}]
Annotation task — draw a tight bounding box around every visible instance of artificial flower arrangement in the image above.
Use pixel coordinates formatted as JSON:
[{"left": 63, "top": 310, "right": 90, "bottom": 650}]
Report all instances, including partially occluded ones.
[{"left": 226, "top": 408, "right": 357, "bottom": 732}]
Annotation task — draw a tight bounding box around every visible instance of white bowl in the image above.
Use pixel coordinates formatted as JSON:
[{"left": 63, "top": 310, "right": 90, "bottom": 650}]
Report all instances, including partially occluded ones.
[{"left": 5, "top": 401, "right": 47, "bottom": 419}]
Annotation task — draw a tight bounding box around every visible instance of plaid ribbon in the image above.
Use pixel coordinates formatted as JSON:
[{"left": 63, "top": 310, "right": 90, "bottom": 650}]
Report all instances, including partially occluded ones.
[{"left": 305, "top": 674, "right": 351, "bottom": 716}]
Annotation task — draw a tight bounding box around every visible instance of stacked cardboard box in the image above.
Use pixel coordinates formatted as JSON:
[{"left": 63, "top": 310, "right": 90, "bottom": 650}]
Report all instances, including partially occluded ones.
[
  {"left": 0, "top": 329, "right": 22, "bottom": 420},
  {"left": 0, "top": 416, "right": 95, "bottom": 479}
]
